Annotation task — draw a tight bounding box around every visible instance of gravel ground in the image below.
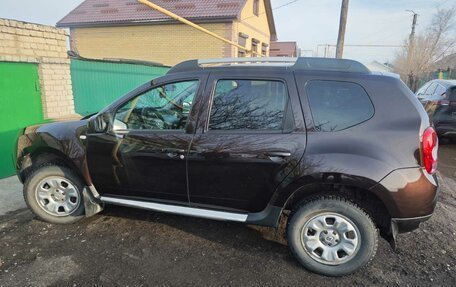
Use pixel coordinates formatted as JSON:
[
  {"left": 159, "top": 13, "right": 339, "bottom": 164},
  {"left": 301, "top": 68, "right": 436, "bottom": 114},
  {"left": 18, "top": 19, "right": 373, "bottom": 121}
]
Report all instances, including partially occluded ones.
[{"left": 0, "top": 145, "right": 455, "bottom": 287}]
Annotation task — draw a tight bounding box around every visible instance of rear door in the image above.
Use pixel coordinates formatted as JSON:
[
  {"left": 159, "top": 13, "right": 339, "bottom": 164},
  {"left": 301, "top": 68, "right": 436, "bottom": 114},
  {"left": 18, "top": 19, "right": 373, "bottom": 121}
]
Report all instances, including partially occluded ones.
[{"left": 186, "top": 70, "right": 306, "bottom": 213}]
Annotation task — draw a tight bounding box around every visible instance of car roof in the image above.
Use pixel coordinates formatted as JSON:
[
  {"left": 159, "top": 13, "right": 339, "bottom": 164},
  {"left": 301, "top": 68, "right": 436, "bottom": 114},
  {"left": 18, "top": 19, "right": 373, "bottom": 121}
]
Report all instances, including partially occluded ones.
[{"left": 428, "top": 79, "right": 456, "bottom": 88}]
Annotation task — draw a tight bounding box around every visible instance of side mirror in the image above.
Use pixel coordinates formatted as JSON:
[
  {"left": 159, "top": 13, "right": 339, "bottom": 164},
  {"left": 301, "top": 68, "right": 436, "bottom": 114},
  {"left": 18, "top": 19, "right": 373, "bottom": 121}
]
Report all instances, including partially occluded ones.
[
  {"left": 182, "top": 101, "right": 191, "bottom": 112},
  {"left": 88, "top": 113, "right": 110, "bottom": 133}
]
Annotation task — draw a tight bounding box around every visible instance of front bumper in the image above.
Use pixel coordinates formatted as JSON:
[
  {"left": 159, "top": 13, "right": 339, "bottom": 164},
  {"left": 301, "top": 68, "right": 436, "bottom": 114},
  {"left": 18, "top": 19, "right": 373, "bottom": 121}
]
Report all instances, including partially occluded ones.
[
  {"left": 434, "top": 123, "right": 456, "bottom": 138},
  {"left": 392, "top": 214, "right": 433, "bottom": 233}
]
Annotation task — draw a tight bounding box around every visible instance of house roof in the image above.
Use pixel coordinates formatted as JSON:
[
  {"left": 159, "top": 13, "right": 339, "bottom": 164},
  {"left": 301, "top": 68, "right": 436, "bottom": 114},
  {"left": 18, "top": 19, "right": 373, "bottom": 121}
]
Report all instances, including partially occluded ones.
[{"left": 57, "top": 0, "right": 277, "bottom": 40}]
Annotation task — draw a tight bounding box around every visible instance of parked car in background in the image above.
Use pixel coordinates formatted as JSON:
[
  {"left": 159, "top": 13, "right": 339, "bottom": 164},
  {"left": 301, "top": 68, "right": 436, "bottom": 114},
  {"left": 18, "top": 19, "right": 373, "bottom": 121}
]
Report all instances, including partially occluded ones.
[
  {"left": 15, "top": 57, "right": 439, "bottom": 277},
  {"left": 416, "top": 79, "right": 456, "bottom": 140}
]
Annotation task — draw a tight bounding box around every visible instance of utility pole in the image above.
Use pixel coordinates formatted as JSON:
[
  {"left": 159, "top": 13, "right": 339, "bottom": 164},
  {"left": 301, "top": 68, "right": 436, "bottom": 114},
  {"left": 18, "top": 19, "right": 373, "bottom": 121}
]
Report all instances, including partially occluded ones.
[
  {"left": 406, "top": 10, "right": 418, "bottom": 90},
  {"left": 335, "top": 0, "right": 349, "bottom": 59},
  {"left": 407, "top": 10, "right": 418, "bottom": 45}
]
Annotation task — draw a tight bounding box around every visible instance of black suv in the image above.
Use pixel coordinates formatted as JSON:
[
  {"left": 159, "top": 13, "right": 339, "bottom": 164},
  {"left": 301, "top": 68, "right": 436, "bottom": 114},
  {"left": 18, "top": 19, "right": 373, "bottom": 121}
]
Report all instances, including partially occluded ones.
[
  {"left": 415, "top": 79, "right": 456, "bottom": 140},
  {"left": 16, "top": 58, "right": 439, "bottom": 276}
]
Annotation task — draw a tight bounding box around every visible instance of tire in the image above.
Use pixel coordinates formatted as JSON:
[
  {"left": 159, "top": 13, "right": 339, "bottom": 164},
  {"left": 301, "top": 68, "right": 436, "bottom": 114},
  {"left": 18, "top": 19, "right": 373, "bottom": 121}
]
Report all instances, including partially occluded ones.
[
  {"left": 23, "top": 165, "right": 85, "bottom": 224},
  {"left": 287, "top": 196, "right": 378, "bottom": 277}
]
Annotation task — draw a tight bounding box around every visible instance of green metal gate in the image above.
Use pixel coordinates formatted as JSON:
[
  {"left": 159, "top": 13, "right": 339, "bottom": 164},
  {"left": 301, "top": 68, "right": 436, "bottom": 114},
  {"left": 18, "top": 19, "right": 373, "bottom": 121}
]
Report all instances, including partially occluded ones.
[
  {"left": 71, "top": 58, "right": 169, "bottom": 116},
  {"left": 0, "top": 62, "right": 45, "bottom": 178}
]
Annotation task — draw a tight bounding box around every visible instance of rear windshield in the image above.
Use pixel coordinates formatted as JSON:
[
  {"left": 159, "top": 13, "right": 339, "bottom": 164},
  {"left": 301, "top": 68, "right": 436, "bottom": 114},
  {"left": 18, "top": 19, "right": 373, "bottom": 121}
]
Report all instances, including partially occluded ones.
[{"left": 306, "top": 80, "right": 374, "bottom": 132}]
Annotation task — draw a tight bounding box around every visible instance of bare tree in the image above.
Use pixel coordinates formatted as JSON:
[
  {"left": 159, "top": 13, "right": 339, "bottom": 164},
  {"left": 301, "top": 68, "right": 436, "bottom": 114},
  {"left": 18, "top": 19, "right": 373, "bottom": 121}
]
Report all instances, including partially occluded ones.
[{"left": 393, "top": 7, "right": 456, "bottom": 91}]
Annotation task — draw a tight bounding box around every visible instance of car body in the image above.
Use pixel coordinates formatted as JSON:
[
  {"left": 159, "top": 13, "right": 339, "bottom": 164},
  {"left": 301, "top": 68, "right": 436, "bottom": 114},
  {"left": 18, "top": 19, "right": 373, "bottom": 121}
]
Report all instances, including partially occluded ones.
[
  {"left": 16, "top": 57, "right": 439, "bottom": 276},
  {"left": 416, "top": 79, "right": 456, "bottom": 138}
]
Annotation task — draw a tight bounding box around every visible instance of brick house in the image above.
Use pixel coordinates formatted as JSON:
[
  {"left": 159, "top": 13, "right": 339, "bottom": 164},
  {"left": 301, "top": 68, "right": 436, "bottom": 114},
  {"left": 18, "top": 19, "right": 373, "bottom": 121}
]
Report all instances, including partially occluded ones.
[
  {"left": 269, "top": 41, "right": 298, "bottom": 57},
  {"left": 57, "top": 0, "right": 277, "bottom": 66}
]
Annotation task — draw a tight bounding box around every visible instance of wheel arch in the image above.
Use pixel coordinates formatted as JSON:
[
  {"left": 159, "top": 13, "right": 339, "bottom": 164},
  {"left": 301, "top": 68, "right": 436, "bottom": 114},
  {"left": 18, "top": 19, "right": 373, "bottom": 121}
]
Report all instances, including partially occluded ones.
[
  {"left": 272, "top": 173, "right": 392, "bottom": 234},
  {"left": 18, "top": 147, "right": 87, "bottom": 185}
]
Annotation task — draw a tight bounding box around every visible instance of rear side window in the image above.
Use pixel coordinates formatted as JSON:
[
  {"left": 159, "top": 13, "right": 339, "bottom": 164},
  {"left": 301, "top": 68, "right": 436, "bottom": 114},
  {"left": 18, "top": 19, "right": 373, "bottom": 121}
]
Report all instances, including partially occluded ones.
[
  {"left": 209, "top": 79, "right": 287, "bottom": 131},
  {"left": 306, "top": 81, "right": 374, "bottom": 132}
]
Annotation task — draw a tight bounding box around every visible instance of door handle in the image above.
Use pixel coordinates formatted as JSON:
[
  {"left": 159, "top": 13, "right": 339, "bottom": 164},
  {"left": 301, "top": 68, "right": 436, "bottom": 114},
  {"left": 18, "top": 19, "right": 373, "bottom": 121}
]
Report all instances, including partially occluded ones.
[
  {"left": 265, "top": 152, "right": 292, "bottom": 158},
  {"left": 164, "top": 148, "right": 186, "bottom": 160},
  {"left": 163, "top": 148, "right": 186, "bottom": 154},
  {"left": 165, "top": 153, "right": 185, "bottom": 160},
  {"left": 109, "top": 130, "right": 129, "bottom": 139}
]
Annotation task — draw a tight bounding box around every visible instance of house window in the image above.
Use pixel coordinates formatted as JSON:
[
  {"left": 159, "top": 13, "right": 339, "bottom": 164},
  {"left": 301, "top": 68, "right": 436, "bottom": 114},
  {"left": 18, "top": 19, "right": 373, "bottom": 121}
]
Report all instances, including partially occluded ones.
[
  {"left": 261, "top": 43, "right": 268, "bottom": 56},
  {"left": 238, "top": 33, "right": 249, "bottom": 58},
  {"left": 253, "top": 0, "right": 260, "bottom": 16},
  {"left": 251, "top": 39, "right": 260, "bottom": 56}
]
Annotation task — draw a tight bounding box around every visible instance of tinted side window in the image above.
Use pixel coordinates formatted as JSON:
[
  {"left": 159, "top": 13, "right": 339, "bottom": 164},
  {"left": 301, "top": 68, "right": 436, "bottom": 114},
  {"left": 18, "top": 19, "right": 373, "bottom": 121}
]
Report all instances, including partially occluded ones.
[
  {"left": 209, "top": 80, "right": 287, "bottom": 131},
  {"left": 306, "top": 81, "right": 374, "bottom": 132},
  {"left": 449, "top": 87, "right": 456, "bottom": 101}
]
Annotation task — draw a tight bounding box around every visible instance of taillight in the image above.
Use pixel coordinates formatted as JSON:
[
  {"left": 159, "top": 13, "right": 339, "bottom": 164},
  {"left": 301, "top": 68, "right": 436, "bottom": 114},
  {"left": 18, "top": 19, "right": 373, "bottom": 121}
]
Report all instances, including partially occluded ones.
[{"left": 421, "top": 127, "right": 438, "bottom": 174}]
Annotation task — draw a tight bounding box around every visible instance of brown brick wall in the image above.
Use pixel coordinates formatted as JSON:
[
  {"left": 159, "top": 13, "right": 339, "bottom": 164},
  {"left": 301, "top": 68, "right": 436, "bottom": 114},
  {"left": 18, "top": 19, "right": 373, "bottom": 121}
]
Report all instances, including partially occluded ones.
[
  {"left": 72, "top": 23, "right": 231, "bottom": 66},
  {"left": 0, "top": 18, "right": 76, "bottom": 119}
]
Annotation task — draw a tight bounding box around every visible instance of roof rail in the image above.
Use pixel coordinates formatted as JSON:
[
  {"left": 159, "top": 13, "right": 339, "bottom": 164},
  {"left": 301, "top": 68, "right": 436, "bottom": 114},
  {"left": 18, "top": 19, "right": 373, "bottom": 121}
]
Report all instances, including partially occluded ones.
[
  {"left": 293, "top": 57, "right": 370, "bottom": 73},
  {"left": 167, "top": 57, "right": 370, "bottom": 74}
]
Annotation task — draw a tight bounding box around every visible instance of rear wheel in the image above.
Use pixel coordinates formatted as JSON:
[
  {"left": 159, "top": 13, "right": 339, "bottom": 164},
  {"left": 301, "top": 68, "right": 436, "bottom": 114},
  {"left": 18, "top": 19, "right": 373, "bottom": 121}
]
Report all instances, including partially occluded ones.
[
  {"left": 287, "top": 197, "right": 378, "bottom": 276},
  {"left": 24, "top": 165, "right": 85, "bottom": 224}
]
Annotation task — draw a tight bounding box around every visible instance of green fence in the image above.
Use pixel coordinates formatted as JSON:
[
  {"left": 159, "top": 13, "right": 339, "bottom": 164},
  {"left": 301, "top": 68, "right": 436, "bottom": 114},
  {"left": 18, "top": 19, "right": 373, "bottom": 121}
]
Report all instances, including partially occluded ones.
[
  {"left": 71, "top": 58, "right": 170, "bottom": 116},
  {"left": 0, "top": 62, "right": 46, "bottom": 178}
]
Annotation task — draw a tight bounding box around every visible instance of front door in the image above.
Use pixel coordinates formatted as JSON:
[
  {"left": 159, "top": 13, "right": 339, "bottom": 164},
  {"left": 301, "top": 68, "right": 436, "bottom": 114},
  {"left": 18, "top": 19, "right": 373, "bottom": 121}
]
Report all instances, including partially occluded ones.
[
  {"left": 187, "top": 73, "right": 306, "bottom": 213},
  {"left": 87, "top": 78, "right": 204, "bottom": 203}
]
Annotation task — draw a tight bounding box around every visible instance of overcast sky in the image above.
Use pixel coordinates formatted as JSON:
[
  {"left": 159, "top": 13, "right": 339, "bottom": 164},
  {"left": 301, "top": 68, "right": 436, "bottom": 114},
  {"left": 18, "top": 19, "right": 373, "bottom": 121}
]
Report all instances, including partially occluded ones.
[{"left": 0, "top": 0, "right": 454, "bottom": 64}]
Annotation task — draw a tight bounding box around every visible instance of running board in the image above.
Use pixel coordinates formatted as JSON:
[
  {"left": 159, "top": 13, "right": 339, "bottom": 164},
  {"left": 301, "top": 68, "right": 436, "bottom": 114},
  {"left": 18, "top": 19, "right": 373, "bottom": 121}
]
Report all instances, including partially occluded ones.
[{"left": 100, "top": 196, "right": 248, "bottom": 222}]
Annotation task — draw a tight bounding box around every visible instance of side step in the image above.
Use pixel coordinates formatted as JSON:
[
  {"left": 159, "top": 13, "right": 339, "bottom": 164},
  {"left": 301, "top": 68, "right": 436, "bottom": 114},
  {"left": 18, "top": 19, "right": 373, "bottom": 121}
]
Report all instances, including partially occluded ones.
[{"left": 100, "top": 196, "right": 248, "bottom": 222}]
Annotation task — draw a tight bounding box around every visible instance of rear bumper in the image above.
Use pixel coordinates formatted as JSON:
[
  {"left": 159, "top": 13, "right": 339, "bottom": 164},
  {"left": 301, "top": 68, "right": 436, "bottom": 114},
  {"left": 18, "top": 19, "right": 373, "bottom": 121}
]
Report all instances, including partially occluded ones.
[{"left": 375, "top": 168, "right": 439, "bottom": 219}]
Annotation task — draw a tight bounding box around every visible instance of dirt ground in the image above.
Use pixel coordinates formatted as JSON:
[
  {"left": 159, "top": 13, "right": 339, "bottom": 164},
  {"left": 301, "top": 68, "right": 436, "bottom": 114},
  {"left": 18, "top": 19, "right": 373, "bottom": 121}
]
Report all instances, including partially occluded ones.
[{"left": 0, "top": 145, "right": 455, "bottom": 287}]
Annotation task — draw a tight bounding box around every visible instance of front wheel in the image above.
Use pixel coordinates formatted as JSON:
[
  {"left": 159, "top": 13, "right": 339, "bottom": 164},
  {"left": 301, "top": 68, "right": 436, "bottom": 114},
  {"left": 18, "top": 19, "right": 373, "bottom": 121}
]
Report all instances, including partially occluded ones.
[
  {"left": 23, "top": 165, "right": 86, "bottom": 224},
  {"left": 287, "top": 197, "right": 378, "bottom": 276}
]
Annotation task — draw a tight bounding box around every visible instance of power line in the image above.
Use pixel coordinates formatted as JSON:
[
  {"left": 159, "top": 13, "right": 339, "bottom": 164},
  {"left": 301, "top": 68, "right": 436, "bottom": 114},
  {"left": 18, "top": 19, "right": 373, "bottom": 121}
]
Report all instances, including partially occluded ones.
[
  {"left": 316, "top": 44, "right": 406, "bottom": 57},
  {"left": 320, "top": 44, "right": 407, "bottom": 48},
  {"left": 272, "top": 0, "right": 301, "bottom": 11},
  {"left": 242, "top": 0, "right": 301, "bottom": 21}
]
